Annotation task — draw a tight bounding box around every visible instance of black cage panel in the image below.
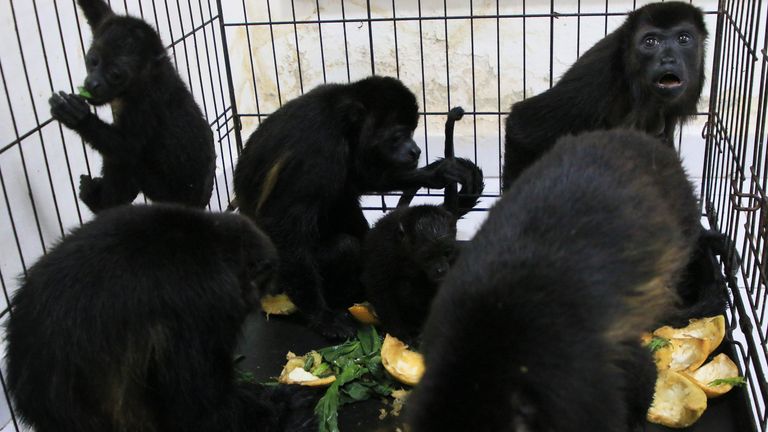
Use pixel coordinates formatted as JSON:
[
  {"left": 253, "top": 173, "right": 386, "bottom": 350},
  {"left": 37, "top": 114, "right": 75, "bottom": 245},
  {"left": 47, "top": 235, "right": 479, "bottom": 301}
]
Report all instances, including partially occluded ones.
[
  {"left": 704, "top": 1, "right": 768, "bottom": 429},
  {"left": 0, "top": 1, "right": 766, "bottom": 431}
]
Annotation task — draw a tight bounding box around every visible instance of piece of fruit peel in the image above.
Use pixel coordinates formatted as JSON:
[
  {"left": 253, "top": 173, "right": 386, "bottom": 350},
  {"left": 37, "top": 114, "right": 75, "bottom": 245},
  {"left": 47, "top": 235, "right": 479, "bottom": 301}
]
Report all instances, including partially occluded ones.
[
  {"left": 278, "top": 351, "right": 336, "bottom": 387},
  {"left": 647, "top": 370, "right": 707, "bottom": 428},
  {"left": 381, "top": 334, "right": 424, "bottom": 386},
  {"left": 684, "top": 353, "right": 741, "bottom": 398},
  {"left": 348, "top": 302, "right": 380, "bottom": 325},
  {"left": 261, "top": 293, "right": 298, "bottom": 316}
]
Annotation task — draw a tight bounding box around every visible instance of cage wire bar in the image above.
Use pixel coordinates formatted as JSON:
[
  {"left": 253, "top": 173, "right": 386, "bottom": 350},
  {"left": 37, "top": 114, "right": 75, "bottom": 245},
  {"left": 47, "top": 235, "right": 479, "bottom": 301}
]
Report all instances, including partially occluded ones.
[
  {"left": 0, "top": 0, "right": 767, "bottom": 431},
  {"left": 703, "top": 0, "right": 768, "bottom": 429}
]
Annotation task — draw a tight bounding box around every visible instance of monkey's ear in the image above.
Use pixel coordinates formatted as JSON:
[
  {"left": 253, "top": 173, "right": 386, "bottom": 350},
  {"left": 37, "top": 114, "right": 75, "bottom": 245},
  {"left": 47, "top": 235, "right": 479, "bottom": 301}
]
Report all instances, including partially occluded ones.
[
  {"left": 338, "top": 99, "right": 366, "bottom": 127},
  {"left": 77, "top": 0, "right": 115, "bottom": 30}
]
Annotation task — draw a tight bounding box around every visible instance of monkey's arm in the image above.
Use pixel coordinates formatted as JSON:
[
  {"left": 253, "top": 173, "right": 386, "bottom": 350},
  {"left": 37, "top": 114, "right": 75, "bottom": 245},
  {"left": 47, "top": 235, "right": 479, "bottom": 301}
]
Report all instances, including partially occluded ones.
[
  {"left": 370, "top": 279, "right": 414, "bottom": 343},
  {"left": 374, "top": 158, "right": 468, "bottom": 191},
  {"left": 49, "top": 92, "right": 128, "bottom": 157}
]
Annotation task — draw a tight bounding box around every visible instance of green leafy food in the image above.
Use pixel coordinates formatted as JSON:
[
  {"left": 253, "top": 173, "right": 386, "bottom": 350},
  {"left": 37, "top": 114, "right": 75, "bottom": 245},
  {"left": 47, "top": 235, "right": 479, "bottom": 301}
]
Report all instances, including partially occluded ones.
[
  {"left": 311, "top": 362, "right": 332, "bottom": 378},
  {"left": 647, "top": 336, "right": 671, "bottom": 353},
  {"left": 315, "top": 362, "right": 367, "bottom": 432},
  {"left": 318, "top": 340, "right": 363, "bottom": 366},
  {"left": 708, "top": 377, "right": 746, "bottom": 387},
  {"left": 314, "top": 380, "right": 341, "bottom": 432},
  {"left": 77, "top": 86, "right": 93, "bottom": 99},
  {"left": 358, "top": 325, "right": 381, "bottom": 355},
  {"left": 342, "top": 381, "right": 373, "bottom": 402},
  {"left": 304, "top": 354, "right": 316, "bottom": 371},
  {"left": 312, "top": 325, "right": 398, "bottom": 432}
]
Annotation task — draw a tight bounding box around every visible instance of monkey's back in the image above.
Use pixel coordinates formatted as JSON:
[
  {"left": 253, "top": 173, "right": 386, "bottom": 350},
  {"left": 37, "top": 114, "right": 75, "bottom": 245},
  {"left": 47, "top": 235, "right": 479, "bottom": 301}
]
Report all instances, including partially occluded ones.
[
  {"left": 139, "top": 75, "right": 216, "bottom": 208},
  {"left": 5, "top": 205, "right": 256, "bottom": 431},
  {"left": 410, "top": 129, "right": 698, "bottom": 431}
]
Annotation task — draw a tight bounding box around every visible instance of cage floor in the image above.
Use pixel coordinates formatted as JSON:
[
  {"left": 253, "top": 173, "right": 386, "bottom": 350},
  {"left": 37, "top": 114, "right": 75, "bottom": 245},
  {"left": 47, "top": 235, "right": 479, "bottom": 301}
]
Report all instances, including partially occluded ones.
[{"left": 237, "top": 312, "right": 752, "bottom": 432}]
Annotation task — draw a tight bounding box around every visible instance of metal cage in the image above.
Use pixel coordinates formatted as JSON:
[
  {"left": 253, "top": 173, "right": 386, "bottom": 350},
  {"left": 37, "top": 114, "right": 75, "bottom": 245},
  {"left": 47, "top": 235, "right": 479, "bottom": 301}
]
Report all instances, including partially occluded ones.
[{"left": 0, "top": 0, "right": 766, "bottom": 430}]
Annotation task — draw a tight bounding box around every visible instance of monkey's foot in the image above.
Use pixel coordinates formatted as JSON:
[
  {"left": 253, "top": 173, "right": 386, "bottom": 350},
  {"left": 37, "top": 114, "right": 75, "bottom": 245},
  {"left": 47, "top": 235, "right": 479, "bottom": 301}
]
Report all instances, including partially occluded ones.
[{"left": 78, "top": 175, "right": 104, "bottom": 212}]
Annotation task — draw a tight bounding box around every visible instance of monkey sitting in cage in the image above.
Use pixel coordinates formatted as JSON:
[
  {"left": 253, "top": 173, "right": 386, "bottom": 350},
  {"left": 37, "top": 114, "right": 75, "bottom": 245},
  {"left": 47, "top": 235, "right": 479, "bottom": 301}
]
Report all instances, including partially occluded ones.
[
  {"left": 5, "top": 204, "right": 318, "bottom": 432},
  {"left": 503, "top": 1, "right": 708, "bottom": 188},
  {"left": 362, "top": 157, "right": 483, "bottom": 345},
  {"left": 362, "top": 109, "right": 485, "bottom": 346},
  {"left": 48, "top": 0, "right": 215, "bottom": 213},
  {"left": 408, "top": 130, "right": 700, "bottom": 432},
  {"left": 233, "top": 76, "right": 478, "bottom": 340},
  {"left": 501, "top": 0, "right": 727, "bottom": 325}
]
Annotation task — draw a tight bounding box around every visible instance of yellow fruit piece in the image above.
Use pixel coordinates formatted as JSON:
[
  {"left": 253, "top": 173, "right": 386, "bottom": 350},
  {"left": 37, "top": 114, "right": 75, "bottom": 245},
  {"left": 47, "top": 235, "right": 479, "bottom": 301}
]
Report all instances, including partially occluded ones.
[
  {"left": 654, "top": 315, "right": 725, "bottom": 357},
  {"left": 277, "top": 351, "right": 336, "bottom": 387},
  {"left": 648, "top": 370, "right": 708, "bottom": 428},
  {"left": 381, "top": 334, "right": 425, "bottom": 386},
  {"left": 684, "top": 353, "right": 741, "bottom": 398},
  {"left": 655, "top": 337, "right": 710, "bottom": 372},
  {"left": 348, "top": 302, "right": 380, "bottom": 325},
  {"left": 261, "top": 293, "right": 298, "bottom": 316}
]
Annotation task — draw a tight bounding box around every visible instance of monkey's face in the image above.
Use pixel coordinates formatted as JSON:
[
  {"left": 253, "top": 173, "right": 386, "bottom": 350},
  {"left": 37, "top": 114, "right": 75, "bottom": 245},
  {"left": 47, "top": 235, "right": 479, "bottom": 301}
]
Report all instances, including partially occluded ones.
[
  {"left": 401, "top": 209, "right": 458, "bottom": 283},
  {"left": 82, "top": 48, "right": 135, "bottom": 105},
  {"left": 367, "top": 124, "right": 421, "bottom": 170},
  {"left": 413, "top": 240, "right": 457, "bottom": 283},
  {"left": 82, "top": 19, "right": 164, "bottom": 105},
  {"left": 635, "top": 23, "right": 704, "bottom": 102}
]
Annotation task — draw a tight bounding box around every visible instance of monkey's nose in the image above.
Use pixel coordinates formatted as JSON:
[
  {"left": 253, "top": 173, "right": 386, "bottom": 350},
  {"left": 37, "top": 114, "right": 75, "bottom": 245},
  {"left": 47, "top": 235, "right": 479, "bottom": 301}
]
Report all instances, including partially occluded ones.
[
  {"left": 85, "top": 78, "right": 101, "bottom": 92},
  {"left": 661, "top": 55, "right": 677, "bottom": 65},
  {"left": 410, "top": 146, "right": 421, "bottom": 159}
]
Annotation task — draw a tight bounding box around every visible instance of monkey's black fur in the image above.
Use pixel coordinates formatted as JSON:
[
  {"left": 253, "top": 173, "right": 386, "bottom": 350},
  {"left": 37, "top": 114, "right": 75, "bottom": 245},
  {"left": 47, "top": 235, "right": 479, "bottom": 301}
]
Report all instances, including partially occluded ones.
[
  {"left": 365, "top": 108, "right": 483, "bottom": 344},
  {"left": 499, "top": 0, "right": 725, "bottom": 324},
  {"left": 234, "top": 76, "right": 470, "bottom": 339},
  {"left": 502, "top": 2, "right": 707, "bottom": 188},
  {"left": 409, "top": 130, "right": 700, "bottom": 432},
  {"left": 49, "top": 0, "right": 215, "bottom": 213},
  {"left": 5, "top": 205, "right": 317, "bottom": 432},
  {"left": 363, "top": 157, "right": 483, "bottom": 344},
  {"left": 362, "top": 207, "right": 455, "bottom": 345}
]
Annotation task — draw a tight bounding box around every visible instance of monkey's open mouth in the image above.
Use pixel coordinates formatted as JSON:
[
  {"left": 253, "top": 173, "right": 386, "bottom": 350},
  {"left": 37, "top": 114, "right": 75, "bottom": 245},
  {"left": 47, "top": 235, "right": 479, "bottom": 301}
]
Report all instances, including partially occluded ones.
[{"left": 657, "top": 73, "right": 683, "bottom": 89}]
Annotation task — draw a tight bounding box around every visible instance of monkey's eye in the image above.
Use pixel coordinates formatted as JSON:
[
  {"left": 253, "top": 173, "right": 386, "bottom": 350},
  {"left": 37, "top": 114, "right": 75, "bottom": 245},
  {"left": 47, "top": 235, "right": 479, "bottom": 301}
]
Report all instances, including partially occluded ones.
[
  {"left": 643, "top": 36, "right": 659, "bottom": 48},
  {"left": 86, "top": 55, "right": 100, "bottom": 67},
  {"left": 107, "top": 69, "right": 124, "bottom": 83},
  {"left": 678, "top": 32, "right": 692, "bottom": 45}
]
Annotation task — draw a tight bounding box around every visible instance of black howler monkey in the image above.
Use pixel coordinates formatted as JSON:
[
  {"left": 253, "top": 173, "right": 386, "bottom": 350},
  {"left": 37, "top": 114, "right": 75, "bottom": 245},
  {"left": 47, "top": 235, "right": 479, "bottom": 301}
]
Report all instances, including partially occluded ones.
[
  {"left": 49, "top": 0, "right": 215, "bottom": 212},
  {"left": 362, "top": 204, "right": 458, "bottom": 346},
  {"left": 6, "top": 205, "right": 316, "bottom": 432},
  {"left": 409, "top": 130, "right": 700, "bottom": 432},
  {"left": 233, "top": 76, "right": 473, "bottom": 339},
  {"left": 502, "top": 1, "right": 707, "bottom": 188},
  {"left": 501, "top": 1, "right": 726, "bottom": 324},
  {"left": 363, "top": 109, "right": 484, "bottom": 345}
]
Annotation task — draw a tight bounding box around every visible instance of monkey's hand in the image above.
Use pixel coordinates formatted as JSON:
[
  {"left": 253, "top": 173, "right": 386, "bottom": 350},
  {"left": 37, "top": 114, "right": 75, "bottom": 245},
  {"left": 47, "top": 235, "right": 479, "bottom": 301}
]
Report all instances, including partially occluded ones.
[
  {"left": 454, "top": 158, "right": 485, "bottom": 197},
  {"left": 421, "top": 158, "right": 467, "bottom": 189},
  {"left": 49, "top": 91, "right": 92, "bottom": 129}
]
